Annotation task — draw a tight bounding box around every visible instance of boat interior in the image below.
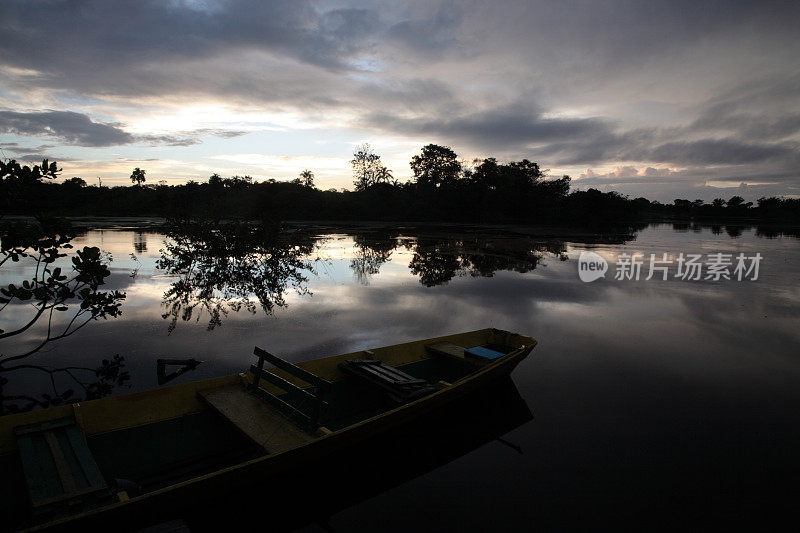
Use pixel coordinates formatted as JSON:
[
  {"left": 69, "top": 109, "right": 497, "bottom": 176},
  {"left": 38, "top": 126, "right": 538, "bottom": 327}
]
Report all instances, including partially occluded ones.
[{"left": 0, "top": 328, "right": 533, "bottom": 530}]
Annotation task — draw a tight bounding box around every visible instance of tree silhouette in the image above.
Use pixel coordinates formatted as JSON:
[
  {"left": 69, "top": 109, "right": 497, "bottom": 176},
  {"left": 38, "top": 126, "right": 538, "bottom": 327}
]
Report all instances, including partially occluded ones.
[
  {"left": 727, "top": 196, "right": 745, "bottom": 208},
  {"left": 208, "top": 173, "right": 223, "bottom": 188},
  {"left": 727, "top": 196, "right": 753, "bottom": 209},
  {"left": 6, "top": 143, "right": 797, "bottom": 224},
  {"left": 299, "top": 169, "right": 315, "bottom": 188},
  {"left": 130, "top": 167, "right": 146, "bottom": 186},
  {"left": 375, "top": 165, "right": 393, "bottom": 185},
  {"left": 63, "top": 177, "right": 86, "bottom": 187},
  {"left": 1, "top": 160, "right": 128, "bottom": 414},
  {"left": 351, "top": 144, "right": 382, "bottom": 191},
  {"left": 410, "top": 144, "right": 462, "bottom": 189},
  {"left": 1, "top": 159, "right": 60, "bottom": 213}
]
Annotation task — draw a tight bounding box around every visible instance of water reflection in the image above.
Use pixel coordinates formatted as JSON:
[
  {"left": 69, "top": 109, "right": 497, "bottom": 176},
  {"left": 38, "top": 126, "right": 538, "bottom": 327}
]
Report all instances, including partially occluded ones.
[
  {"left": 350, "top": 231, "right": 400, "bottom": 285},
  {"left": 726, "top": 225, "right": 744, "bottom": 238},
  {"left": 0, "top": 218, "right": 129, "bottom": 414},
  {"left": 156, "top": 357, "right": 202, "bottom": 385},
  {"left": 0, "top": 355, "right": 130, "bottom": 414},
  {"left": 670, "top": 221, "right": 800, "bottom": 240},
  {"left": 408, "top": 234, "right": 567, "bottom": 287},
  {"left": 2, "top": 221, "right": 800, "bottom": 527},
  {"left": 338, "top": 227, "right": 595, "bottom": 288},
  {"left": 133, "top": 231, "right": 148, "bottom": 254},
  {"left": 156, "top": 219, "right": 318, "bottom": 332},
  {"left": 755, "top": 225, "right": 800, "bottom": 239},
  {"left": 185, "top": 377, "right": 532, "bottom": 533},
  {"left": 155, "top": 224, "right": 604, "bottom": 327}
]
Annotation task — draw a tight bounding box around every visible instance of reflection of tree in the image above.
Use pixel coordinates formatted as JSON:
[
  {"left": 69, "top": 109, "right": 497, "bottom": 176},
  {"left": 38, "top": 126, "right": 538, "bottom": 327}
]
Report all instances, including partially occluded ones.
[
  {"left": 408, "top": 235, "right": 566, "bottom": 287},
  {"left": 725, "top": 225, "right": 744, "bottom": 238},
  {"left": 409, "top": 240, "right": 463, "bottom": 287},
  {"left": 755, "top": 226, "right": 800, "bottom": 239},
  {"left": 347, "top": 230, "right": 565, "bottom": 287},
  {"left": 157, "top": 219, "right": 317, "bottom": 332},
  {"left": 0, "top": 227, "right": 125, "bottom": 363},
  {"left": 673, "top": 222, "right": 690, "bottom": 232},
  {"left": 1, "top": 160, "right": 129, "bottom": 414},
  {"left": 133, "top": 231, "right": 148, "bottom": 253},
  {"left": 0, "top": 224, "right": 129, "bottom": 414},
  {"left": 350, "top": 233, "right": 400, "bottom": 285},
  {"left": 1, "top": 356, "right": 129, "bottom": 414}
]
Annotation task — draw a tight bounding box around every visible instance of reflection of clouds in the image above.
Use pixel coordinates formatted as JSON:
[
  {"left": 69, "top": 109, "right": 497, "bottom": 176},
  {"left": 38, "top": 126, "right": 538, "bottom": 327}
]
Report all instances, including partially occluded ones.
[
  {"left": 4, "top": 223, "right": 799, "bottom": 402},
  {"left": 71, "top": 229, "right": 167, "bottom": 261}
]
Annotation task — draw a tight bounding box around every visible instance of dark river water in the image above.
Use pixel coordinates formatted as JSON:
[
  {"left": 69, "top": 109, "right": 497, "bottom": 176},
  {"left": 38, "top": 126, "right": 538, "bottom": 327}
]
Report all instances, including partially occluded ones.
[{"left": 2, "top": 221, "right": 799, "bottom": 529}]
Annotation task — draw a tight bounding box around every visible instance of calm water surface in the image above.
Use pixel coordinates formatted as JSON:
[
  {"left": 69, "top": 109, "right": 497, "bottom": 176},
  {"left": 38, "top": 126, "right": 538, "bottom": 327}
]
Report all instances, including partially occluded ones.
[{"left": 2, "top": 222, "right": 799, "bottom": 529}]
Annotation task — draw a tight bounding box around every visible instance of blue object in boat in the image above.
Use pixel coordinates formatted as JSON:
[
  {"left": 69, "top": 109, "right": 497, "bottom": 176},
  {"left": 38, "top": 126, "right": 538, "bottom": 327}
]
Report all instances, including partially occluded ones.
[{"left": 464, "top": 346, "right": 505, "bottom": 361}]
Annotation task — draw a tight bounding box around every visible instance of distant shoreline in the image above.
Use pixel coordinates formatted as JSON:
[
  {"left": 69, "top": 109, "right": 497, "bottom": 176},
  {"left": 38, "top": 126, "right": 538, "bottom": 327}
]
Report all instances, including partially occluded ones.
[{"left": 5, "top": 215, "right": 799, "bottom": 239}]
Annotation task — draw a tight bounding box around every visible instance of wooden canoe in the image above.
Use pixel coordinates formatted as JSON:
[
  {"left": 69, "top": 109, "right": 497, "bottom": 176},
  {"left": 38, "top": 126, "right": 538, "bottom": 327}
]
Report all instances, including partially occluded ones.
[{"left": 0, "top": 328, "right": 535, "bottom": 532}]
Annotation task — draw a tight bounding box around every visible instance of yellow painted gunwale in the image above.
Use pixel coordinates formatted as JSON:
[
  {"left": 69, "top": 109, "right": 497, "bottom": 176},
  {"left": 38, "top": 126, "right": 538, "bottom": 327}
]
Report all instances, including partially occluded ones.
[
  {"left": 3, "top": 329, "right": 527, "bottom": 454},
  {"left": 2, "top": 328, "right": 535, "bottom": 532}
]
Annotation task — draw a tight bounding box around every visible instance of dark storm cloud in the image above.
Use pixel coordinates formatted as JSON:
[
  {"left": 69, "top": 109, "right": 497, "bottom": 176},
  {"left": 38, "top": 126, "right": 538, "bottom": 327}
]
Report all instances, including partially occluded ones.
[
  {"left": 644, "top": 139, "right": 797, "bottom": 166},
  {"left": 385, "top": 1, "right": 463, "bottom": 57},
  {"left": 365, "top": 102, "right": 798, "bottom": 170},
  {"left": 2, "top": 0, "right": 797, "bottom": 101},
  {"left": 10, "top": 154, "right": 77, "bottom": 163},
  {"left": 205, "top": 129, "right": 249, "bottom": 139},
  {"left": 689, "top": 75, "right": 800, "bottom": 141},
  {"left": 555, "top": 133, "right": 799, "bottom": 169},
  {"left": 0, "top": 0, "right": 377, "bottom": 93},
  {"left": 0, "top": 142, "right": 77, "bottom": 163},
  {"left": 464, "top": 0, "right": 800, "bottom": 76},
  {"left": 0, "top": 110, "right": 134, "bottom": 147},
  {"left": 364, "top": 103, "right": 610, "bottom": 148},
  {"left": 138, "top": 129, "right": 248, "bottom": 147},
  {"left": 0, "top": 110, "right": 249, "bottom": 147},
  {"left": 2, "top": 0, "right": 796, "bottom": 114},
  {"left": 0, "top": 142, "right": 56, "bottom": 154},
  {"left": 1, "top": 0, "right": 798, "bottom": 195},
  {"left": 693, "top": 112, "right": 800, "bottom": 141}
]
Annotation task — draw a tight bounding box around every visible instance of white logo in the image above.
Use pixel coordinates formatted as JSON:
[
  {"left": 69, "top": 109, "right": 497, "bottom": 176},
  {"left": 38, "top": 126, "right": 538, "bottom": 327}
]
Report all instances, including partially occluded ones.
[
  {"left": 578, "top": 251, "right": 608, "bottom": 282},
  {"left": 576, "top": 251, "right": 762, "bottom": 282}
]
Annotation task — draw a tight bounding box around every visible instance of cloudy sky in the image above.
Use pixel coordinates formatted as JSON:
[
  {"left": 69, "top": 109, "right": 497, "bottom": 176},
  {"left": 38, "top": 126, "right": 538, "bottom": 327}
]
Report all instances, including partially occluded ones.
[{"left": 1, "top": 0, "right": 798, "bottom": 200}]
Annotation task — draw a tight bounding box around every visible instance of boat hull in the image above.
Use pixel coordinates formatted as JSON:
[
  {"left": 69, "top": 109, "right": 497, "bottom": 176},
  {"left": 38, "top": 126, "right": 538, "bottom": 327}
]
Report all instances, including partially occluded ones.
[{"left": 6, "top": 329, "right": 535, "bottom": 532}]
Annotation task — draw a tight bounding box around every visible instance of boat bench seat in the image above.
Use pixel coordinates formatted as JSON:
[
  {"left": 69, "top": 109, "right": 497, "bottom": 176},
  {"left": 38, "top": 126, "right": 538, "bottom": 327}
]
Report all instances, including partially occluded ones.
[
  {"left": 14, "top": 416, "right": 111, "bottom": 518},
  {"left": 199, "top": 384, "right": 314, "bottom": 454},
  {"left": 338, "top": 359, "right": 437, "bottom": 403},
  {"left": 426, "top": 342, "right": 485, "bottom": 365}
]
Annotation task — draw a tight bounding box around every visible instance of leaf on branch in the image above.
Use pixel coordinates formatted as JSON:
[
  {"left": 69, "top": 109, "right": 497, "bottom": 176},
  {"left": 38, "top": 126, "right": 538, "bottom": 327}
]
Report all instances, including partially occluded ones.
[
  {"left": 15, "top": 288, "right": 32, "bottom": 301},
  {"left": 32, "top": 288, "right": 48, "bottom": 300}
]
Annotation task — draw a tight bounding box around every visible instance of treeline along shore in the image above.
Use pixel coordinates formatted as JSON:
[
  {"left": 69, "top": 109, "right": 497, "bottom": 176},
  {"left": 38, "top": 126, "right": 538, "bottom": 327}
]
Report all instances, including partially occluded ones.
[{"left": 2, "top": 144, "right": 799, "bottom": 225}]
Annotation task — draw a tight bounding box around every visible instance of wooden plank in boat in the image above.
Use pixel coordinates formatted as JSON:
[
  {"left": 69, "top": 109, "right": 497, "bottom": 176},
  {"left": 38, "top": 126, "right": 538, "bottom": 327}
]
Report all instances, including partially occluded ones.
[
  {"left": 14, "top": 417, "right": 108, "bottom": 511},
  {"left": 198, "top": 385, "right": 313, "bottom": 453},
  {"left": 425, "top": 342, "right": 484, "bottom": 365}
]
